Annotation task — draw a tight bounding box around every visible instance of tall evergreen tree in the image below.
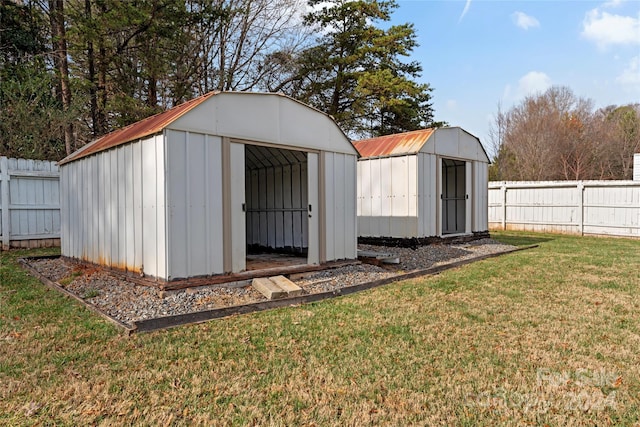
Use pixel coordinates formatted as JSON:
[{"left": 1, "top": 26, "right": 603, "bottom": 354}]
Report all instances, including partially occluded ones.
[{"left": 284, "top": 0, "right": 434, "bottom": 137}]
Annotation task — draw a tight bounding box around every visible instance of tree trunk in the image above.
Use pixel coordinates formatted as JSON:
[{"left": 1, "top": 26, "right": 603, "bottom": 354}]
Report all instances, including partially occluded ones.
[
  {"left": 96, "top": 1, "right": 108, "bottom": 135},
  {"left": 49, "top": 0, "right": 74, "bottom": 155},
  {"left": 85, "top": 0, "right": 99, "bottom": 137}
]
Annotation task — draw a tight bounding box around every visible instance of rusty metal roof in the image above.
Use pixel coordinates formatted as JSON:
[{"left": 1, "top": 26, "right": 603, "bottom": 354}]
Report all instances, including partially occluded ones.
[
  {"left": 353, "top": 128, "right": 435, "bottom": 158},
  {"left": 58, "top": 92, "right": 218, "bottom": 165}
]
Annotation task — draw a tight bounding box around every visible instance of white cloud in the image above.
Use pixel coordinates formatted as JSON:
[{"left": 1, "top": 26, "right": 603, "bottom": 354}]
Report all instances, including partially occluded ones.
[
  {"left": 458, "top": 0, "right": 472, "bottom": 23},
  {"left": 617, "top": 56, "right": 640, "bottom": 86},
  {"left": 517, "top": 71, "right": 552, "bottom": 98},
  {"left": 603, "top": 0, "right": 626, "bottom": 8},
  {"left": 582, "top": 8, "right": 640, "bottom": 49},
  {"left": 512, "top": 11, "right": 540, "bottom": 30},
  {"left": 446, "top": 99, "right": 458, "bottom": 110}
]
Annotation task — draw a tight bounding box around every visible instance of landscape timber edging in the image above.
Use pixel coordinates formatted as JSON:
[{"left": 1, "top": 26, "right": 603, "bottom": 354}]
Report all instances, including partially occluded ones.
[
  {"left": 18, "top": 257, "right": 136, "bottom": 334},
  {"left": 20, "top": 244, "right": 537, "bottom": 335}
]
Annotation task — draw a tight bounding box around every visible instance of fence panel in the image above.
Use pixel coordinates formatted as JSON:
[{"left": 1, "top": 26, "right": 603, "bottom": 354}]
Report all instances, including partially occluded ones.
[
  {"left": 488, "top": 181, "right": 640, "bottom": 238},
  {"left": 0, "top": 156, "right": 60, "bottom": 249}
]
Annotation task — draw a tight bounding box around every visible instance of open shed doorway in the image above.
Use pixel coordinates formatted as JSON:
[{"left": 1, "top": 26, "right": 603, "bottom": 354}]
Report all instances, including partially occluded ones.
[
  {"left": 441, "top": 158, "right": 467, "bottom": 235},
  {"left": 244, "top": 144, "right": 310, "bottom": 270}
]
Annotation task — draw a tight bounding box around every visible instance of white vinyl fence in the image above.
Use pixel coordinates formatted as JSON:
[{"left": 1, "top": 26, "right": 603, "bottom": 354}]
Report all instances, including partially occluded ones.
[
  {"left": 0, "top": 156, "right": 60, "bottom": 249},
  {"left": 489, "top": 181, "right": 640, "bottom": 238}
]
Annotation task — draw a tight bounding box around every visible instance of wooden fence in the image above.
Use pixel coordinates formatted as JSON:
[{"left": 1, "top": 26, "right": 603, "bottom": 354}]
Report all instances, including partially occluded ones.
[
  {"left": 488, "top": 180, "right": 640, "bottom": 238},
  {"left": 0, "top": 156, "right": 60, "bottom": 249}
]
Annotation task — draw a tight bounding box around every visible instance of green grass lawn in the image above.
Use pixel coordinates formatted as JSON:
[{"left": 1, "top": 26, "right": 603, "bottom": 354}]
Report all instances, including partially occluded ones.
[{"left": 1, "top": 232, "right": 639, "bottom": 426}]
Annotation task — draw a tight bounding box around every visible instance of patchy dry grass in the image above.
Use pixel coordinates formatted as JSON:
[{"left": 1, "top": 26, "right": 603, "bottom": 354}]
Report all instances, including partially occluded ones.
[{"left": 1, "top": 233, "right": 639, "bottom": 426}]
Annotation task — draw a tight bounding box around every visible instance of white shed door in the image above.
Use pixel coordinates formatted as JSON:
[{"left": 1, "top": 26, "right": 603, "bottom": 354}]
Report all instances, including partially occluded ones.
[
  {"left": 230, "top": 142, "right": 246, "bottom": 272},
  {"left": 307, "top": 152, "right": 319, "bottom": 265}
]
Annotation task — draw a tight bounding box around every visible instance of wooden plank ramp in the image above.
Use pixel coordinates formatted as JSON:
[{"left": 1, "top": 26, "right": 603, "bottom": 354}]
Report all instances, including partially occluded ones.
[{"left": 252, "top": 275, "right": 302, "bottom": 300}]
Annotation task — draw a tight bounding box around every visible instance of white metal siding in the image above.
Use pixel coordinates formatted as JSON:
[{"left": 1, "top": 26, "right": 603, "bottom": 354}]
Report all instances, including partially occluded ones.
[
  {"left": 465, "top": 161, "right": 473, "bottom": 233},
  {"left": 357, "top": 129, "right": 489, "bottom": 239},
  {"left": 165, "top": 131, "right": 224, "bottom": 279},
  {"left": 473, "top": 161, "right": 489, "bottom": 232},
  {"left": 229, "top": 142, "right": 247, "bottom": 272},
  {"left": 61, "top": 135, "right": 167, "bottom": 279},
  {"left": 422, "top": 128, "right": 490, "bottom": 162},
  {"left": 356, "top": 155, "right": 419, "bottom": 238},
  {"left": 168, "top": 93, "right": 357, "bottom": 156},
  {"left": 488, "top": 181, "right": 640, "bottom": 237},
  {"left": 62, "top": 93, "right": 358, "bottom": 279},
  {"left": 307, "top": 153, "right": 319, "bottom": 264},
  {"left": 323, "top": 152, "right": 357, "bottom": 260},
  {"left": 417, "top": 153, "right": 437, "bottom": 237}
]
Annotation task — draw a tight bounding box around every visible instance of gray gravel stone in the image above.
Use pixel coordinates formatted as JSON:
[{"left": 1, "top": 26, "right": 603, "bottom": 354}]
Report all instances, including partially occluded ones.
[{"left": 26, "top": 239, "right": 516, "bottom": 326}]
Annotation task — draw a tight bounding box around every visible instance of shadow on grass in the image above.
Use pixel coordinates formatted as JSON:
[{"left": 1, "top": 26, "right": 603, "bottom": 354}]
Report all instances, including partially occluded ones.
[{"left": 489, "top": 232, "right": 555, "bottom": 247}]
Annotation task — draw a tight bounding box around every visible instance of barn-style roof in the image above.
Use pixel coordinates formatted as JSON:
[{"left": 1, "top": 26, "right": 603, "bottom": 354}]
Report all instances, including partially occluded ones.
[
  {"left": 59, "top": 91, "right": 354, "bottom": 166},
  {"left": 353, "top": 127, "right": 489, "bottom": 163},
  {"left": 353, "top": 128, "right": 435, "bottom": 158},
  {"left": 59, "top": 92, "right": 218, "bottom": 165}
]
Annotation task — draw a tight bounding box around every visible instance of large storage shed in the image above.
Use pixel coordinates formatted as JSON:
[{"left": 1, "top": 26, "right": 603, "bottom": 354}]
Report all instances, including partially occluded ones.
[
  {"left": 354, "top": 127, "right": 490, "bottom": 239},
  {"left": 59, "top": 92, "right": 358, "bottom": 282}
]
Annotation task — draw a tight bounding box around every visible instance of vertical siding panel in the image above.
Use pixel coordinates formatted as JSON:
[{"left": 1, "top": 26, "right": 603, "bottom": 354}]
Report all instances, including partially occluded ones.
[
  {"left": 142, "top": 138, "right": 157, "bottom": 278},
  {"left": 189, "top": 133, "right": 208, "bottom": 276},
  {"left": 229, "top": 142, "right": 246, "bottom": 272},
  {"left": 301, "top": 162, "right": 309, "bottom": 249},
  {"left": 323, "top": 152, "right": 335, "bottom": 261},
  {"left": 133, "top": 142, "right": 143, "bottom": 272},
  {"left": 426, "top": 154, "right": 437, "bottom": 236},
  {"left": 380, "top": 158, "right": 392, "bottom": 218},
  {"left": 110, "top": 149, "right": 118, "bottom": 265},
  {"left": 391, "top": 156, "right": 408, "bottom": 217},
  {"left": 208, "top": 136, "right": 224, "bottom": 274},
  {"left": 75, "top": 158, "right": 82, "bottom": 258},
  {"left": 117, "top": 147, "right": 126, "bottom": 268},
  {"left": 356, "top": 160, "right": 368, "bottom": 237},
  {"left": 166, "top": 130, "right": 187, "bottom": 279},
  {"left": 408, "top": 155, "right": 418, "bottom": 217},
  {"left": 333, "top": 153, "right": 346, "bottom": 259},
  {"left": 124, "top": 144, "right": 135, "bottom": 269},
  {"left": 345, "top": 154, "right": 357, "bottom": 259},
  {"left": 370, "top": 159, "right": 381, "bottom": 217},
  {"left": 465, "top": 161, "right": 472, "bottom": 233},
  {"left": 156, "top": 135, "right": 167, "bottom": 279},
  {"left": 307, "top": 153, "right": 319, "bottom": 265},
  {"left": 97, "top": 153, "right": 105, "bottom": 264},
  {"left": 86, "top": 157, "right": 94, "bottom": 261}
]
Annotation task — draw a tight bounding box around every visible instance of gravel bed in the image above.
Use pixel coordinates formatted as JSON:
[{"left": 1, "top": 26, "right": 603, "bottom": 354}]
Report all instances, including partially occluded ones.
[{"left": 26, "top": 239, "right": 516, "bottom": 327}]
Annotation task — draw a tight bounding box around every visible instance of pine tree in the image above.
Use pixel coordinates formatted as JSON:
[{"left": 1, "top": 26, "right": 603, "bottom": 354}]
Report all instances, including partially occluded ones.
[{"left": 286, "top": 0, "right": 435, "bottom": 137}]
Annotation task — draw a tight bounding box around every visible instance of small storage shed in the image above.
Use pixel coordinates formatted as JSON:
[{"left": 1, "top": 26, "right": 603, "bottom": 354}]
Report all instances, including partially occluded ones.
[
  {"left": 59, "top": 92, "right": 358, "bottom": 282},
  {"left": 354, "top": 127, "right": 489, "bottom": 239}
]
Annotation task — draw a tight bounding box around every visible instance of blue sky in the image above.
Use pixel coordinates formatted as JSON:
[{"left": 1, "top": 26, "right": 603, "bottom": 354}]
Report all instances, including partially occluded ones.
[{"left": 389, "top": 0, "right": 640, "bottom": 156}]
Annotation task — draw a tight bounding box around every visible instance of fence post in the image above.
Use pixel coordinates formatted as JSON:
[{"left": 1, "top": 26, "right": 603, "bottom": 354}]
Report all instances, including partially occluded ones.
[
  {"left": 577, "top": 181, "right": 584, "bottom": 236},
  {"left": 501, "top": 184, "right": 507, "bottom": 230},
  {"left": 1, "top": 156, "right": 10, "bottom": 250}
]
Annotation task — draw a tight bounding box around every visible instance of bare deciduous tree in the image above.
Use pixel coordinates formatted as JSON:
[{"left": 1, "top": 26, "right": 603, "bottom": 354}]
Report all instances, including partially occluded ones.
[{"left": 489, "top": 87, "right": 640, "bottom": 181}]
